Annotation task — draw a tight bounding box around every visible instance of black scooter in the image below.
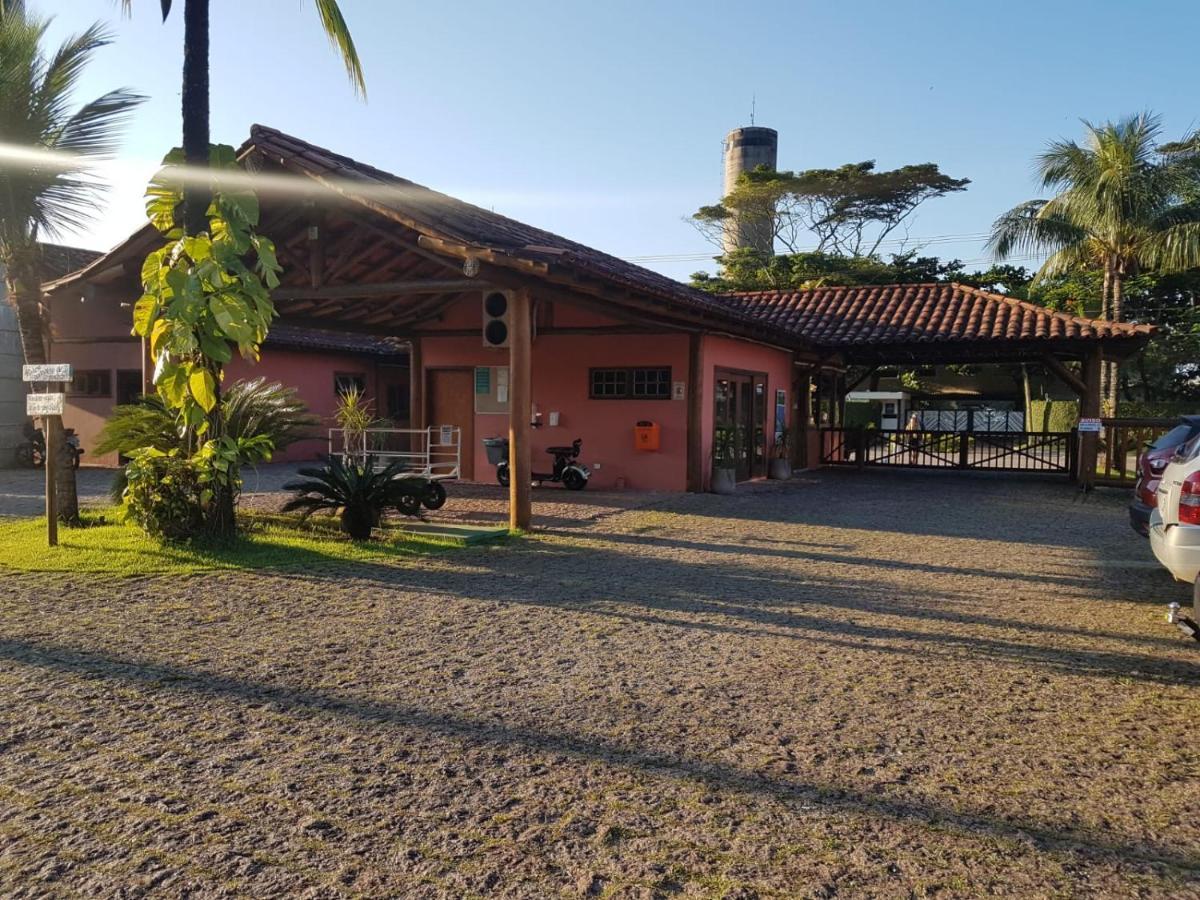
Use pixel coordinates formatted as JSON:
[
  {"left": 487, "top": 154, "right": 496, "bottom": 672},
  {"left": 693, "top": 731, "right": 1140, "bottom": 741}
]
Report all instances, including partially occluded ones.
[
  {"left": 16, "top": 423, "right": 83, "bottom": 469},
  {"left": 485, "top": 437, "right": 590, "bottom": 491}
]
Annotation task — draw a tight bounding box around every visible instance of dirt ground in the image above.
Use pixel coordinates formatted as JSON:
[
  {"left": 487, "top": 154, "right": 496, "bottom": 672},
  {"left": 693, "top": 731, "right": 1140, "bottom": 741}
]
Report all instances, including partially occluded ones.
[{"left": 1, "top": 469, "right": 1198, "bottom": 898}]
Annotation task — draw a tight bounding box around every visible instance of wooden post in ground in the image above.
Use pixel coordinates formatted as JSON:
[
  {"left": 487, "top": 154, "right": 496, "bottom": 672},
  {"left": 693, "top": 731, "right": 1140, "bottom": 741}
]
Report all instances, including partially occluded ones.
[
  {"left": 44, "top": 415, "right": 58, "bottom": 547},
  {"left": 408, "top": 338, "right": 423, "bottom": 430},
  {"left": 1079, "top": 349, "right": 1102, "bottom": 490},
  {"left": 791, "top": 365, "right": 809, "bottom": 469},
  {"left": 686, "top": 333, "right": 704, "bottom": 492},
  {"left": 509, "top": 289, "right": 532, "bottom": 531}
]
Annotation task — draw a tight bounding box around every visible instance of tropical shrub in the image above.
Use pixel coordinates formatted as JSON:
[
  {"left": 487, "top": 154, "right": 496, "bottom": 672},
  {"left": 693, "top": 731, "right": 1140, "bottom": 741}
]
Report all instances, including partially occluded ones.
[
  {"left": 121, "top": 449, "right": 204, "bottom": 541},
  {"left": 121, "top": 435, "right": 274, "bottom": 540},
  {"left": 98, "top": 379, "right": 318, "bottom": 502},
  {"left": 282, "top": 456, "right": 432, "bottom": 540},
  {"left": 334, "top": 386, "right": 377, "bottom": 462}
]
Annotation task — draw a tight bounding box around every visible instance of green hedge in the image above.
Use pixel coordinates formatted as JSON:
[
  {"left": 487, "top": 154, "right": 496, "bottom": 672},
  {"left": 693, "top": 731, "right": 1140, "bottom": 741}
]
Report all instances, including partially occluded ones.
[
  {"left": 843, "top": 400, "right": 877, "bottom": 429},
  {"left": 1029, "top": 399, "right": 1079, "bottom": 433},
  {"left": 1115, "top": 400, "right": 1200, "bottom": 419}
]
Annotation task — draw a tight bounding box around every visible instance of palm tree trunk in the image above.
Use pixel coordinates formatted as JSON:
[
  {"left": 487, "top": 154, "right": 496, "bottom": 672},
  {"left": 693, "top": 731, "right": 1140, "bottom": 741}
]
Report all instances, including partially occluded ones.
[
  {"left": 181, "top": 0, "right": 233, "bottom": 536},
  {"left": 1100, "top": 260, "right": 1113, "bottom": 411},
  {"left": 4, "top": 244, "right": 80, "bottom": 524},
  {"left": 52, "top": 419, "right": 79, "bottom": 525},
  {"left": 1107, "top": 270, "right": 1123, "bottom": 415},
  {"left": 5, "top": 242, "right": 45, "bottom": 366},
  {"left": 181, "top": 0, "right": 210, "bottom": 236}
]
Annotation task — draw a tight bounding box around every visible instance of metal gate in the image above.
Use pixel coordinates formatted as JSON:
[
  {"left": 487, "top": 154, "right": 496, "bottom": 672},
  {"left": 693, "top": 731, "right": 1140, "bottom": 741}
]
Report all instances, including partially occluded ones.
[{"left": 820, "top": 428, "right": 1076, "bottom": 474}]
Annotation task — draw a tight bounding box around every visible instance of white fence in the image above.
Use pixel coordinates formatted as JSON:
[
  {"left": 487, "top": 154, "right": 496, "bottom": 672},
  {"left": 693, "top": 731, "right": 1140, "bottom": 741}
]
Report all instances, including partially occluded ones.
[{"left": 327, "top": 426, "right": 461, "bottom": 480}]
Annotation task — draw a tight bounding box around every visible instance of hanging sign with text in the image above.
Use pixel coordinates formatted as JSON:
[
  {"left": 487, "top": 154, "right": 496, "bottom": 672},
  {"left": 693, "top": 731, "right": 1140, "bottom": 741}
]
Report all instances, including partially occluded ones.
[
  {"left": 27, "top": 392, "right": 66, "bottom": 416},
  {"left": 22, "top": 363, "right": 73, "bottom": 383},
  {"left": 1078, "top": 417, "right": 1102, "bottom": 433}
]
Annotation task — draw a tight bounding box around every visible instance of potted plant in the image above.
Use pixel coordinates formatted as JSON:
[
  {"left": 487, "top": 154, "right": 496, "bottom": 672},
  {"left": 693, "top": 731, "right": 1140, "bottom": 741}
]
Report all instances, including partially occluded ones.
[
  {"left": 769, "top": 427, "right": 792, "bottom": 480},
  {"left": 711, "top": 428, "right": 737, "bottom": 495}
]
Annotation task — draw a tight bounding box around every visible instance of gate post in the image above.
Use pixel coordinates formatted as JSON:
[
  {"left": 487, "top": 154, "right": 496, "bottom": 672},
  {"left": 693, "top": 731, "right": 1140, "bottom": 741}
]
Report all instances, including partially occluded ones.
[
  {"left": 958, "top": 431, "right": 969, "bottom": 469},
  {"left": 856, "top": 428, "right": 866, "bottom": 469}
]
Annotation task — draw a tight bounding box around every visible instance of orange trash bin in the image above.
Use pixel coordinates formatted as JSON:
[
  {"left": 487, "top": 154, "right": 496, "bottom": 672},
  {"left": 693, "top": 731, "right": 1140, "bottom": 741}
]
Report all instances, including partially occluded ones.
[{"left": 634, "top": 421, "right": 660, "bottom": 451}]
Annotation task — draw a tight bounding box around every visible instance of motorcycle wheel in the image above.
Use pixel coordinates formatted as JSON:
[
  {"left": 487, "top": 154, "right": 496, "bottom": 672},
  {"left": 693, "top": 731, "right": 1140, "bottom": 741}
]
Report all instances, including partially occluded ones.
[
  {"left": 396, "top": 493, "right": 422, "bottom": 517},
  {"left": 562, "top": 469, "right": 587, "bottom": 491},
  {"left": 15, "top": 444, "right": 35, "bottom": 468},
  {"left": 421, "top": 481, "right": 448, "bottom": 510},
  {"left": 496, "top": 465, "right": 510, "bottom": 488}
]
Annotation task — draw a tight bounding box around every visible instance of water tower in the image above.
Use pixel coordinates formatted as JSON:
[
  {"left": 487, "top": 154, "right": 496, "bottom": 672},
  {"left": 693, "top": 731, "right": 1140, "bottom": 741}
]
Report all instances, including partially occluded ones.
[{"left": 721, "top": 126, "right": 778, "bottom": 256}]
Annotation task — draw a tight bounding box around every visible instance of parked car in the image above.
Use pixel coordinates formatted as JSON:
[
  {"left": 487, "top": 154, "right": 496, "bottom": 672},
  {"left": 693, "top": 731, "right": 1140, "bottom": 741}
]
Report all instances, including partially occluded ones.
[
  {"left": 1149, "top": 435, "right": 1200, "bottom": 613},
  {"left": 1129, "top": 416, "right": 1200, "bottom": 536}
]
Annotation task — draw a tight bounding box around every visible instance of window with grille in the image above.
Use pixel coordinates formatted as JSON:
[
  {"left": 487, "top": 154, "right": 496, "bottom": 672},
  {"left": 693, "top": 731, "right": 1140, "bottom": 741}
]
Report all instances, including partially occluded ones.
[
  {"left": 69, "top": 370, "right": 111, "bottom": 397},
  {"left": 589, "top": 367, "right": 670, "bottom": 400}
]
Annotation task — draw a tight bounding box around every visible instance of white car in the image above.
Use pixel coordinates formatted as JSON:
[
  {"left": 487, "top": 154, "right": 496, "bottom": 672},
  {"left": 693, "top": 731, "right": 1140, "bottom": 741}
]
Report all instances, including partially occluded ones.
[{"left": 1149, "top": 436, "right": 1200, "bottom": 612}]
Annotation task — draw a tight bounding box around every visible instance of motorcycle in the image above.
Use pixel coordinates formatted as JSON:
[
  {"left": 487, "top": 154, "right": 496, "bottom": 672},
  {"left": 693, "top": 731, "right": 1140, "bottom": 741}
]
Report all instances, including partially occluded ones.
[
  {"left": 16, "top": 423, "right": 83, "bottom": 469},
  {"left": 484, "top": 436, "right": 590, "bottom": 491}
]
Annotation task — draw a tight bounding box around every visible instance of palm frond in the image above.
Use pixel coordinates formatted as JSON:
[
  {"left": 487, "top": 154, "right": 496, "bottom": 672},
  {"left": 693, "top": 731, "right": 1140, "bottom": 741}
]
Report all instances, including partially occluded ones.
[
  {"left": 312, "top": 0, "right": 366, "bottom": 97},
  {"left": 1141, "top": 222, "right": 1200, "bottom": 273}
]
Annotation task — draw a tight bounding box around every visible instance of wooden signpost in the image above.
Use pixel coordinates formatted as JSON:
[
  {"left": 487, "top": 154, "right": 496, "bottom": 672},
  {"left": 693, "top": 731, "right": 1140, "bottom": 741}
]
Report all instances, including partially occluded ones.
[{"left": 22, "top": 364, "right": 72, "bottom": 547}]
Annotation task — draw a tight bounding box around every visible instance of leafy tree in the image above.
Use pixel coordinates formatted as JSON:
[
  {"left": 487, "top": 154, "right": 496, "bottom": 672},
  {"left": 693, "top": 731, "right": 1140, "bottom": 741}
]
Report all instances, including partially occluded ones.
[
  {"left": 120, "top": 0, "right": 365, "bottom": 536},
  {"left": 988, "top": 113, "right": 1200, "bottom": 411},
  {"left": 0, "top": 6, "right": 141, "bottom": 524},
  {"left": 692, "top": 249, "right": 973, "bottom": 293},
  {"left": 694, "top": 161, "right": 969, "bottom": 257}
]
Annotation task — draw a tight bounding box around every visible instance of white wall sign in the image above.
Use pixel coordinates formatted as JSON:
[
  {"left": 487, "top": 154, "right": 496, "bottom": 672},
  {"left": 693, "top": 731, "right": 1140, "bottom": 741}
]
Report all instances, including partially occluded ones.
[
  {"left": 22, "top": 363, "right": 72, "bottom": 383},
  {"left": 1078, "top": 418, "right": 1102, "bottom": 433},
  {"left": 27, "top": 392, "right": 65, "bottom": 416},
  {"left": 672, "top": 381, "right": 686, "bottom": 401}
]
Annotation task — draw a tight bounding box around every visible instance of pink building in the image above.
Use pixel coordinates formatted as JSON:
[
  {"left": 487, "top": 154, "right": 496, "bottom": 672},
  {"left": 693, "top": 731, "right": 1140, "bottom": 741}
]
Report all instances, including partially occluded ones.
[
  {"left": 42, "top": 127, "right": 1147, "bottom": 498},
  {"left": 43, "top": 126, "right": 818, "bottom": 492}
]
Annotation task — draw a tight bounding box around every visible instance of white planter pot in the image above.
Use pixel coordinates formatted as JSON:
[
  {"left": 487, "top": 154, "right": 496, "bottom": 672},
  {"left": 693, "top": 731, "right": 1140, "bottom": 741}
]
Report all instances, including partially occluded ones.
[
  {"left": 768, "top": 459, "right": 793, "bottom": 480},
  {"left": 710, "top": 467, "right": 737, "bottom": 495}
]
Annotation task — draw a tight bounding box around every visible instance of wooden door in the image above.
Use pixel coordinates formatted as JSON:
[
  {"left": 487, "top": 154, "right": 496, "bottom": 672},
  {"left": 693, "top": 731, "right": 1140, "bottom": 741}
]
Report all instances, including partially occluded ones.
[{"left": 426, "top": 369, "right": 474, "bottom": 480}]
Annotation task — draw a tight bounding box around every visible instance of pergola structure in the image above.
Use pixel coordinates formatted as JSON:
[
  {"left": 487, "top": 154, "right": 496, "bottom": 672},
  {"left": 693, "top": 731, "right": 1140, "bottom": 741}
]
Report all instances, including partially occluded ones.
[{"left": 724, "top": 283, "right": 1155, "bottom": 482}]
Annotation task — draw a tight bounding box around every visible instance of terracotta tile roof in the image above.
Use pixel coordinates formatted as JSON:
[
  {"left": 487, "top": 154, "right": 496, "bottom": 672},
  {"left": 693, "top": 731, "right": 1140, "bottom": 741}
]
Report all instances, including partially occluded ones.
[
  {"left": 722, "top": 283, "right": 1154, "bottom": 351},
  {"left": 265, "top": 323, "right": 408, "bottom": 358}
]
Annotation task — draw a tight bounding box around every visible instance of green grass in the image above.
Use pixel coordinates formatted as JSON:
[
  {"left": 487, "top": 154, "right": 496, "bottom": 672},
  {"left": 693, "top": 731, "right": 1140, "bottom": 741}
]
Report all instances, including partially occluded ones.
[{"left": 0, "top": 507, "right": 471, "bottom": 577}]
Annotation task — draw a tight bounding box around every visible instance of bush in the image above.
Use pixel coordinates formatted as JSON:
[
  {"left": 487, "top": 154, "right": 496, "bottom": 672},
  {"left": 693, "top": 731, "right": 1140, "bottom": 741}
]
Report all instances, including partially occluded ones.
[
  {"left": 122, "top": 449, "right": 205, "bottom": 541},
  {"left": 843, "top": 401, "right": 877, "bottom": 430},
  {"left": 1029, "top": 399, "right": 1079, "bottom": 432},
  {"left": 282, "top": 455, "right": 432, "bottom": 540},
  {"left": 1115, "top": 400, "right": 1200, "bottom": 419}
]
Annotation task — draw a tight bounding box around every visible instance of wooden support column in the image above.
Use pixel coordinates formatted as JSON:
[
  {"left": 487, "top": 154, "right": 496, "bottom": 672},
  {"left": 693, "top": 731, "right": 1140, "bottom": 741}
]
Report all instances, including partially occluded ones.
[
  {"left": 1079, "top": 348, "right": 1102, "bottom": 490},
  {"left": 408, "top": 338, "right": 423, "bottom": 430},
  {"left": 509, "top": 288, "right": 532, "bottom": 531},
  {"left": 686, "top": 332, "right": 704, "bottom": 492},
  {"left": 791, "top": 364, "right": 809, "bottom": 469}
]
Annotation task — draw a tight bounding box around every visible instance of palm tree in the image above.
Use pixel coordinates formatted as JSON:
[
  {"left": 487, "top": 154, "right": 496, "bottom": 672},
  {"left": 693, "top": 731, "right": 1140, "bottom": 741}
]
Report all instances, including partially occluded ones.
[
  {"left": 123, "top": 0, "right": 365, "bottom": 233},
  {"left": 989, "top": 113, "right": 1200, "bottom": 412},
  {"left": 121, "top": 0, "right": 365, "bottom": 535},
  {"left": 0, "top": 6, "right": 142, "bottom": 523}
]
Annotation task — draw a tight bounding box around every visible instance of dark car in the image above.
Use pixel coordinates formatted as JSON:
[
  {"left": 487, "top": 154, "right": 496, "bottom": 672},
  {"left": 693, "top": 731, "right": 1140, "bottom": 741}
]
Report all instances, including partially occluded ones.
[{"left": 1130, "top": 416, "right": 1200, "bottom": 536}]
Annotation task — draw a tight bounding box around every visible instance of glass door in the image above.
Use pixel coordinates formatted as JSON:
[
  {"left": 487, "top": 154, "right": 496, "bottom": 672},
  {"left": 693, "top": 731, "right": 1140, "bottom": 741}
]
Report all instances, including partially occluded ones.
[{"left": 715, "top": 369, "right": 768, "bottom": 481}]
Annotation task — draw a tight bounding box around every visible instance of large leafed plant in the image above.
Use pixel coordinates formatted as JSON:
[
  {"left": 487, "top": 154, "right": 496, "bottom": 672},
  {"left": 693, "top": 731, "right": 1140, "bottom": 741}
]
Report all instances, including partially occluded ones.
[{"left": 129, "top": 145, "right": 281, "bottom": 533}]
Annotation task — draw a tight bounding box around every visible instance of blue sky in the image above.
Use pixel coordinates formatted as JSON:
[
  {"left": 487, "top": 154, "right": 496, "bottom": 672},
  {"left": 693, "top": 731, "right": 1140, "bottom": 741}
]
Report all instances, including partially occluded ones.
[{"left": 37, "top": 0, "right": 1200, "bottom": 281}]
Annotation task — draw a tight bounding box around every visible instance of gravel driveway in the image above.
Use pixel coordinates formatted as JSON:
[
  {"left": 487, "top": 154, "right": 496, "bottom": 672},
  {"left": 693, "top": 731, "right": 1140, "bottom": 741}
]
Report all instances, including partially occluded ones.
[{"left": 1, "top": 470, "right": 1197, "bottom": 897}]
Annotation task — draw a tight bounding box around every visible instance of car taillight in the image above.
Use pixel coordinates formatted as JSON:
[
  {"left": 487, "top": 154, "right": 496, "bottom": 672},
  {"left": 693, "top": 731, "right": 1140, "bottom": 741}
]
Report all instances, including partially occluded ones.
[
  {"left": 1181, "top": 472, "right": 1200, "bottom": 525},
  {"left": 1150, "top": 458, "right": 1168, "bottom": 473}
]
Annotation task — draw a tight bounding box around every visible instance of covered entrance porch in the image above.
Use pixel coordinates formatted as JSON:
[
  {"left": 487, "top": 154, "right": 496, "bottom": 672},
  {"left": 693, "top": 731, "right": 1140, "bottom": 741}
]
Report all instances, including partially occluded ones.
[{"left": 730, "top": 284, "right": 1156, "bottom": 488}]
